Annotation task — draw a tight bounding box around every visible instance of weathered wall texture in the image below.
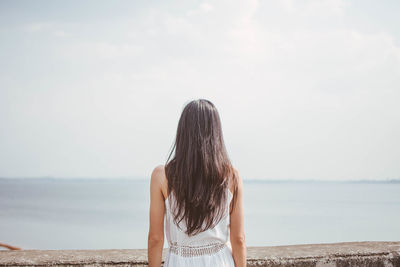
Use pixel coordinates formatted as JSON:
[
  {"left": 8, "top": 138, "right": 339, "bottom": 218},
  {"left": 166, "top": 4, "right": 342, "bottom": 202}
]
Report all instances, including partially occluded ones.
[{"left": 0, "top": 242, "right": 399, "bottom": 267}]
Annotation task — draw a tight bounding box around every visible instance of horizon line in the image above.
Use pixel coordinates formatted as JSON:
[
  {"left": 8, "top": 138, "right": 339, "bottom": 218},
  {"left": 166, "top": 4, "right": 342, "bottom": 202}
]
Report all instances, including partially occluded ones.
[{"left": 0, "top": 176, "right": 399, "bottom": 183}]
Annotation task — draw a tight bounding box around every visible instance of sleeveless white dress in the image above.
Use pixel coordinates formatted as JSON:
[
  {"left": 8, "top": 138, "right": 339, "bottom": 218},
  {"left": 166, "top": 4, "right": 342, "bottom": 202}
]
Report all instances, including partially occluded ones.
[{"left": 163, "top": 189, "right": 235, "bottom": 267}]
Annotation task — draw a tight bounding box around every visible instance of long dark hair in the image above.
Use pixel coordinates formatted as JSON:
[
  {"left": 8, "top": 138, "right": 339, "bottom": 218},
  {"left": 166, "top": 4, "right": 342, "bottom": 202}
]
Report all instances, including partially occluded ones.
[{"left": 165, "top": 99, "right": 238, "bottom": 236}]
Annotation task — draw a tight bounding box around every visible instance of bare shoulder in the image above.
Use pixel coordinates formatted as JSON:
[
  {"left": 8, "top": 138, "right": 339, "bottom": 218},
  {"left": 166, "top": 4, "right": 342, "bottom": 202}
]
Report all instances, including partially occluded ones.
[
  {"left": 151, "top": 165, "right": 168, "bottom": 198},
  {"left": 232, "top": 166, "right": 240, "bottom": 177},
  {"left": 152, "top": 164, "right": 165, "bottom": 176},
  {"left": 234, "top": 167, "right": 243, "bottom": 184},
  {"left": 229, "top": 166, "right": 243, "bottom": 193}
]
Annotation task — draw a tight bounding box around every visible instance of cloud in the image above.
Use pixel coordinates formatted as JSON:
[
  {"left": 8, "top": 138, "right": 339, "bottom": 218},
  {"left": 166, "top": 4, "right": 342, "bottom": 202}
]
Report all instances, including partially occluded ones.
[
  {"left": 275, "top": 0, "right": 347, "bottom": 16},
  {"left": 53, "top": 30, "right": 68, "bottom": 37},
  {"left": 200, "top": 3, "right": 214, "bottom": 13},
  {"left": 1, "top": 0, "right": 399, "bottom": 179},
  {"left": 60, "top": 42, "right": 143, "bottom": 60},
  {"left": 24, "top": 22, "right": 51, "bottom": 33},
  {"left": 24, "top": 22, "right": 71, "bottom": 38}
]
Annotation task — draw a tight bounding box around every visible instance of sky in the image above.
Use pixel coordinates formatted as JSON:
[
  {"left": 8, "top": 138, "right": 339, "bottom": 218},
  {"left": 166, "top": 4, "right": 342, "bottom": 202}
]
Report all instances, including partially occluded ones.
[{"left": 0, "top": 0, "right": 399, "bottom": 180}]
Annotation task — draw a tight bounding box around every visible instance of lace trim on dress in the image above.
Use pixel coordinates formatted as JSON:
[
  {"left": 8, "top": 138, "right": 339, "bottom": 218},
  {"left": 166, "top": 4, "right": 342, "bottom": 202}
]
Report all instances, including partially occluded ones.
[{"left": 169, "top": 242, "right": 226, "bottom": 257}]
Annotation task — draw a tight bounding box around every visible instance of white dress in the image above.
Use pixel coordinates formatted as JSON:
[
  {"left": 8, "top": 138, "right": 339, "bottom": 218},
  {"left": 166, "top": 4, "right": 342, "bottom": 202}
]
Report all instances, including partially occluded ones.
[{"left": 163, "top": 189, "right": 235, "bottom": 267}]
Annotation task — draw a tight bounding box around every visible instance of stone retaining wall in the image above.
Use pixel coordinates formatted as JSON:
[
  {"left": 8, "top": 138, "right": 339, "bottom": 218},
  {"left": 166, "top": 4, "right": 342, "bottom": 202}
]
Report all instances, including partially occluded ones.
[{"left": 1, "top": 242, "right": 399, "bottom": 266}]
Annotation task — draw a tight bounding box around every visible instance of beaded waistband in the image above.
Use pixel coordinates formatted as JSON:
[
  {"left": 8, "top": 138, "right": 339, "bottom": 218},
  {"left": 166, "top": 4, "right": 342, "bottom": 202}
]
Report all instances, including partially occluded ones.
[{"left": 168, "top": 242, "right": 226, "bottom": 257}]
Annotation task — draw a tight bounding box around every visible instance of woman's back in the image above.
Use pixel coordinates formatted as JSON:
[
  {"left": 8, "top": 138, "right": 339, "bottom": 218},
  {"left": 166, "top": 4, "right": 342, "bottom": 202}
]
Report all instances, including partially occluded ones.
[{"left": 164, "top": 187, "right": 235, "bottom": 267}]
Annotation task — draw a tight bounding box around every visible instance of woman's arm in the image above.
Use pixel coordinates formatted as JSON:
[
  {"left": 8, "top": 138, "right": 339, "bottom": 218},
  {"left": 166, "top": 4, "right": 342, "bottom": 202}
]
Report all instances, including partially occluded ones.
[
  {"left": 147, "top": 165, "right": 166, "bottom": 267},
  {"left": 230, "top": 168, "right": 247, "bottom": 267}
]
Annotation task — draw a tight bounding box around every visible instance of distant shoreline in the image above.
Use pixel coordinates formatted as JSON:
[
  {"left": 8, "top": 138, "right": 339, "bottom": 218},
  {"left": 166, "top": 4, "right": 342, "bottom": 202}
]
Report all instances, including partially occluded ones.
[{"left": 0, "top": 177, "right": 399, "bottom": 184}]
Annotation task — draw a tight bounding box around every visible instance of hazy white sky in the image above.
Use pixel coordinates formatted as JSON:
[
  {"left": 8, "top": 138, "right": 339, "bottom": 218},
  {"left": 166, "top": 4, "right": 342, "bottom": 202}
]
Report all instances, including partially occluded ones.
[{"left": 0, "top": 0, "right": 399, "bottom": 180}]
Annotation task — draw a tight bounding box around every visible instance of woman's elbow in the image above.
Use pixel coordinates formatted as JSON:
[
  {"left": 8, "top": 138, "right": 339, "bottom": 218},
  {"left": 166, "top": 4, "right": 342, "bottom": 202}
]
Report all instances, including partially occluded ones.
[
  {"left": 231, "top": 235, "right": 246, "bottom": 247},
  {"left": 148, "top": 234, "right": 164, "bottom": 247}
]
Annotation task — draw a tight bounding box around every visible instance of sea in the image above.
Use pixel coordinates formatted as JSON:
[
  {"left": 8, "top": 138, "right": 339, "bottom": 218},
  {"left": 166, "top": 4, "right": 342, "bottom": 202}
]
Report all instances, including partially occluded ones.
[{"left": 0, "top": 178, "right": 399, "bottom": 250}]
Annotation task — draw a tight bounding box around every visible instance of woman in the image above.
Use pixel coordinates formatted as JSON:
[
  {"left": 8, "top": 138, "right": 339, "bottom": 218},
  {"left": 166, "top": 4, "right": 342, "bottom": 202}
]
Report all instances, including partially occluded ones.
[{"left": 147, "top": 99, "right": 246, "bottom": 267}]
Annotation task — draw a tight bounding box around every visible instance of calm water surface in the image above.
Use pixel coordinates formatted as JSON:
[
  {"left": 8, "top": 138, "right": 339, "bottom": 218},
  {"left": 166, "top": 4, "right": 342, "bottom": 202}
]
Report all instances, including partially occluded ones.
[{"left": 0, "top": 179, "right": 399, "bottom": 249}]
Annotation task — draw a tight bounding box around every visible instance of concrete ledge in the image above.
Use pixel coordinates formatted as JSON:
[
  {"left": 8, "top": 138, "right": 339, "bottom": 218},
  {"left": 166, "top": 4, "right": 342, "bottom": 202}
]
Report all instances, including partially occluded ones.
[
  {"left": 0, "top": 242, "right": 399, "bottom": 266},
  {"left": 247, "top": 242, "right": 400, "bottom": 267}
]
